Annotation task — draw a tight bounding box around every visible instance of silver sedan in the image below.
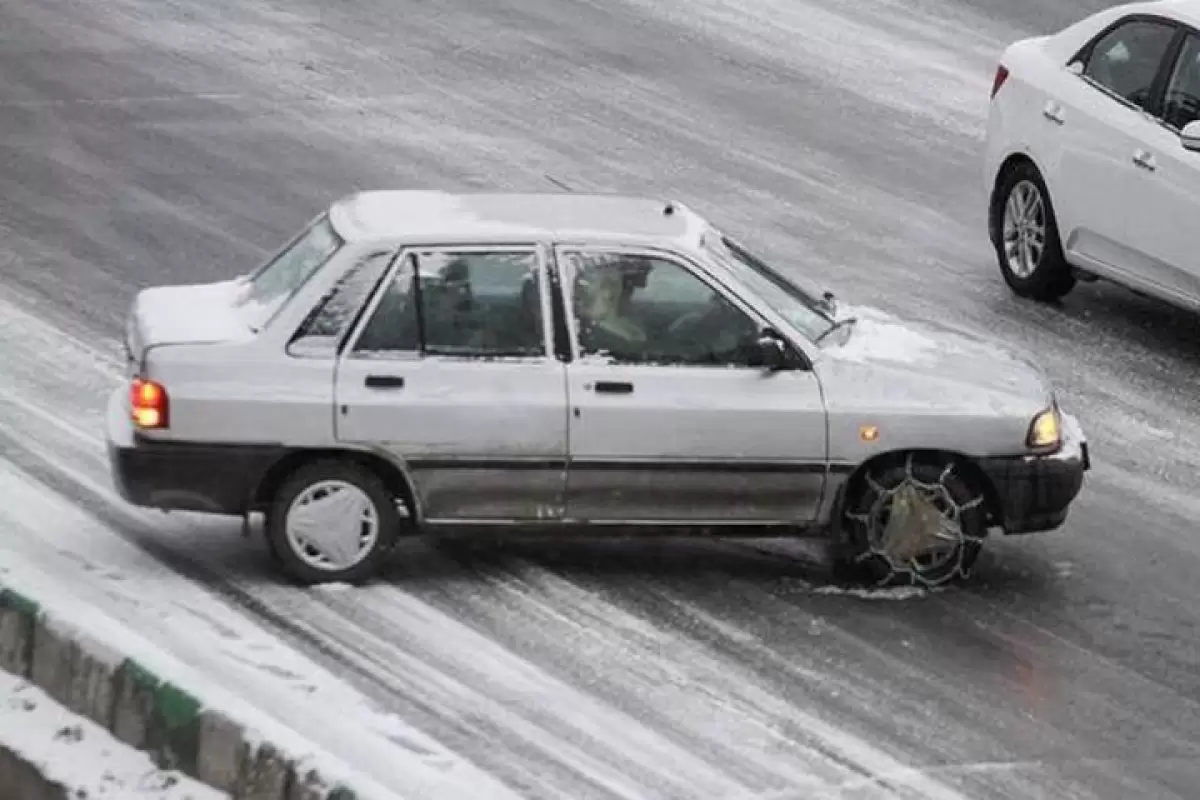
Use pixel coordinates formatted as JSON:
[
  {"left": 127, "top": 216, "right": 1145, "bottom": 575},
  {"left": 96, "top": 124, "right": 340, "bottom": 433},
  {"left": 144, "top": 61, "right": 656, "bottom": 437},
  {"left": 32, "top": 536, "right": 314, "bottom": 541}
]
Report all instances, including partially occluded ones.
[{"left": 105, "top": 190, "right": 1090, "bottom": 587}]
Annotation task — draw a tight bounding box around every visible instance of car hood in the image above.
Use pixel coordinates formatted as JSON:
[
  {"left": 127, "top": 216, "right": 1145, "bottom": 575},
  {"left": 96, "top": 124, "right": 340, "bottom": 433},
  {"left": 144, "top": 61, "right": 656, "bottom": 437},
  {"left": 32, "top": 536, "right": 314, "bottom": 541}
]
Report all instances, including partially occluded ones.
[{"left": 815, "top": 303, "right": 1054, "bottom": 417}]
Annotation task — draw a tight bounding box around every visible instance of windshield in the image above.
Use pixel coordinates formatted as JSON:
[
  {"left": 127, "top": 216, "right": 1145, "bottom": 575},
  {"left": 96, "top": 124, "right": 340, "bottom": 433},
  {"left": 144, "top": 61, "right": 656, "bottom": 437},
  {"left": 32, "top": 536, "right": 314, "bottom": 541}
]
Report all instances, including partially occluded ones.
[
  {"left": 235, "top": 214, "right": 344, "bottom": 331},
  {"left": 704, "top": 233, "right": 836, "bottom": 342}
]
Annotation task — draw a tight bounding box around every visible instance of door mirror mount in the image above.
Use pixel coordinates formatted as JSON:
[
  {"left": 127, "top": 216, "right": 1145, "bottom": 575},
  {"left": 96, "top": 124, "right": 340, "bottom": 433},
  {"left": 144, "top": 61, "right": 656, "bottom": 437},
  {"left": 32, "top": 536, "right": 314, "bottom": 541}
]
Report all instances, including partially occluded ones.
[{"left": 1181, "top": 120, "right": 1200, "bottom": 152}]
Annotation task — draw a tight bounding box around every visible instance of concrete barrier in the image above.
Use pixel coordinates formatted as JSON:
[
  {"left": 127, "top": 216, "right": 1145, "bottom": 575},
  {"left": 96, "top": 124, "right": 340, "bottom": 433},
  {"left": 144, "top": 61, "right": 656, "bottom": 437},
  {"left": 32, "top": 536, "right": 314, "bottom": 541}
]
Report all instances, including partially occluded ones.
[
  {"left": 1, "top": 666, "right": 222, "bottom": 799},
  {"left": 0, "top": 586, "right": 361, "bottom": 799}
]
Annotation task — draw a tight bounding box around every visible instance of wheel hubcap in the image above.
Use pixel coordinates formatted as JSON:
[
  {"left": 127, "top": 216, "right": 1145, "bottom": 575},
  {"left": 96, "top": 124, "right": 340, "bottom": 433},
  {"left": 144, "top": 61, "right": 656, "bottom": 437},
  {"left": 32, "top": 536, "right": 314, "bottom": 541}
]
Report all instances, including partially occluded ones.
[
  {"left": 284, "top": 479, "right": 379, "bottom": 572},
  {"left": 1002, "top": 180, "right": 1047, "bottom": 279}
]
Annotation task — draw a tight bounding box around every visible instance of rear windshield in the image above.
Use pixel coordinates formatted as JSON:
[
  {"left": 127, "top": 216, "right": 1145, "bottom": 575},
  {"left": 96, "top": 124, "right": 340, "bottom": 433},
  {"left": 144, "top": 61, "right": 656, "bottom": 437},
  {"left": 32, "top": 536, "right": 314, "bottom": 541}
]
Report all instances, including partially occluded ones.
[{"left": 235, "top": 214, "right": 344, "bottom": 331}]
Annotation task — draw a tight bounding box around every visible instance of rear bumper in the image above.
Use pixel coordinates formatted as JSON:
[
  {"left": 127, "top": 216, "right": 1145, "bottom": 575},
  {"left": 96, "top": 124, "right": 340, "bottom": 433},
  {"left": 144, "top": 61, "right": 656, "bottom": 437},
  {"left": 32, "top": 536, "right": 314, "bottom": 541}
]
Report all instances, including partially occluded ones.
[
  {"left": 978, "top": 410, "right": 1090, "bottom": 535},
  {"left": 105, "top": 387, "right": 283, "bottom": 515}
]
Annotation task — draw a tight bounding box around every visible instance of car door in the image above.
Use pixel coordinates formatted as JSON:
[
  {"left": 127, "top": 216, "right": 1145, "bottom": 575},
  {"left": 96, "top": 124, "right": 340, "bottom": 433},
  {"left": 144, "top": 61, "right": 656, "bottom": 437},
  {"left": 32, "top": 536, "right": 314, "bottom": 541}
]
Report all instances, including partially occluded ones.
[
  {"left": 1121, "top": 29, "right": 1200, "bottom": 305},
  {"left": 555, "top": 246, "right": 828, "bottom": 525},
  {"left": 334, "top": 244, "right": 569, "bottom": 522},
  {"left": 1054, "top": 15, "right": 1180, "bottom": 278}
]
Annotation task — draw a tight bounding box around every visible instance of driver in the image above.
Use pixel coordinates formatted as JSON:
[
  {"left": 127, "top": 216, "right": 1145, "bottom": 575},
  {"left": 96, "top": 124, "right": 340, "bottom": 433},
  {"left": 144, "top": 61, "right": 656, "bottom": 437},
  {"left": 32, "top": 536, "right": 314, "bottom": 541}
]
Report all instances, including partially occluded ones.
[{"left": 573, "top": 259, "right": 648, "bottom": 358}]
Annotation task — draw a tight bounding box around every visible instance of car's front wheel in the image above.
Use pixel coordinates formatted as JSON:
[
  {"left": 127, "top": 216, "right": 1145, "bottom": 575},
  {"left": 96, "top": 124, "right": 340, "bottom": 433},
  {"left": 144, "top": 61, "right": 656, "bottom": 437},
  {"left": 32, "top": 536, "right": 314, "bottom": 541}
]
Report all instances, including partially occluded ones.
[
  {"left": 265, "top": 459, "right": 402, "bottom": 585},
  {"left": 836, "top": 454, "right": 988, "bottom": 588},
  {"left": 992, "top": 161, "right": 1076, "bottom": 302}
]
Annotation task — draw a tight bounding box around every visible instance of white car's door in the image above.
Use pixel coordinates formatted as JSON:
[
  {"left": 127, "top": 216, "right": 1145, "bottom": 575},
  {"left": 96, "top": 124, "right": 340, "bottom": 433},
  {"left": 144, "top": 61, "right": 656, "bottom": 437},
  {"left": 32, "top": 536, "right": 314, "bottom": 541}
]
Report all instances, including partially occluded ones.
[
  {"left": 334, "top": 245, "right": 569, "bottom": 522},
  {"left": 1054, "top": 16, "right": 1179, "bottom": 280},
  {"left": 1121, "top": 30, "right": 1200, "bottom": 305},
  {"left": 556, "top": 247, "right": 828, "bottom": 525}
]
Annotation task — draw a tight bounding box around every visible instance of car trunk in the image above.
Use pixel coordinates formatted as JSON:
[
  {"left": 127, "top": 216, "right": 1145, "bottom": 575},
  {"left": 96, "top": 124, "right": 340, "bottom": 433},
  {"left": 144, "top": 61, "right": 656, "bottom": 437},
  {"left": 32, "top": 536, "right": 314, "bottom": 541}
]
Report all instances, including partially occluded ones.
[{"left": 125, "top": 278, "right": 253, "bottom": 370}]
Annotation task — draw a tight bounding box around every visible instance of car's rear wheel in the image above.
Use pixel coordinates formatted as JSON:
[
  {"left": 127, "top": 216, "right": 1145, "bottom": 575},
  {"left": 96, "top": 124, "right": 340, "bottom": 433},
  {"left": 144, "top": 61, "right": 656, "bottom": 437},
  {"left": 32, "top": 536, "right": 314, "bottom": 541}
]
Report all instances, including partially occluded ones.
[
  {"left": 836, "top": 454, "right": 987, "bottom": 588},
  {"left": 264, "top": 459, "right": 402, "bottom": 585},
  {"left": 992, "top": 161, "right": 1076, "bottom": 302}
]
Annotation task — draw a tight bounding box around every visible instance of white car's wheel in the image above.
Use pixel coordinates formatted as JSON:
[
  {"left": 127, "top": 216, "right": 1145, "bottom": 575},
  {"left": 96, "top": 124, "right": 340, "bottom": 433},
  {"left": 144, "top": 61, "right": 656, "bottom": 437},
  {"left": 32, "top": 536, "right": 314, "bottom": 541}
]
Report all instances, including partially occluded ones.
[
  {"left": 991, "top": 161, "right": 1076, "bottom": 302},
  {"left": 838, "top": 454, "right": 987, "bottom": 588},
  {"left": 265, "top": 459, "right": 402, "bottom": 585}
]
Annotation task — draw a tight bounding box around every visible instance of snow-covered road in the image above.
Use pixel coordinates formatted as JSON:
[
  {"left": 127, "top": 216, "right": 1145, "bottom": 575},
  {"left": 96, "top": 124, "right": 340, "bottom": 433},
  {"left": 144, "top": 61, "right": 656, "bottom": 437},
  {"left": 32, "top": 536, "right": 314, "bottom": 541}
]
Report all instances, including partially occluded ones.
[{"left": 0, "top": 0, "right": 1198, "bottom": 796}]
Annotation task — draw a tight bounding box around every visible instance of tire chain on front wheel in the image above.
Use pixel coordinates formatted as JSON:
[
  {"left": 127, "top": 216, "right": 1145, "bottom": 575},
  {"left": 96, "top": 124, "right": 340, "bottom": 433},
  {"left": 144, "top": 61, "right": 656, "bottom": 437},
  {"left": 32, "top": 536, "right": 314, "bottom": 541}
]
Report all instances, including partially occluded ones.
[{"left": 844, "top": 454, "right": 985, "bottom": 588}]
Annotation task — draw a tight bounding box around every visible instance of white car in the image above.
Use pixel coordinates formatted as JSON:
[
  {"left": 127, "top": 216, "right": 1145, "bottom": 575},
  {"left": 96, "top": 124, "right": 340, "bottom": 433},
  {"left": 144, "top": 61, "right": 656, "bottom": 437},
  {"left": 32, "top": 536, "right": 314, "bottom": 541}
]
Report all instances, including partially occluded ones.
[{"left": 984, "top": 0, "right": 1200, "bottom": 307}]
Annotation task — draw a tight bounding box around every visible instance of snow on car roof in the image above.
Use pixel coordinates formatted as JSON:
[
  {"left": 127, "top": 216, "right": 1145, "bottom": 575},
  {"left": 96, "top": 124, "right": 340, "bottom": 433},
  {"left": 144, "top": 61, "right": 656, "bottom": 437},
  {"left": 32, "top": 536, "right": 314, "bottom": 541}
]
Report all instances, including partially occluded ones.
[{"left": 327, "top": 189, "right": 708, "bottom": 249}]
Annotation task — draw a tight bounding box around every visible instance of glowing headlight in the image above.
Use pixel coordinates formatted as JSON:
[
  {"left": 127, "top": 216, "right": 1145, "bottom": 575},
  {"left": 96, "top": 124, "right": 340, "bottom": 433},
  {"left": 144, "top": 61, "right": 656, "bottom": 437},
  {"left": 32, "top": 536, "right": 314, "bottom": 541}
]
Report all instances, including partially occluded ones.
[{"left": 1027, "top": 407, "right": 1061, "bottom": 450}]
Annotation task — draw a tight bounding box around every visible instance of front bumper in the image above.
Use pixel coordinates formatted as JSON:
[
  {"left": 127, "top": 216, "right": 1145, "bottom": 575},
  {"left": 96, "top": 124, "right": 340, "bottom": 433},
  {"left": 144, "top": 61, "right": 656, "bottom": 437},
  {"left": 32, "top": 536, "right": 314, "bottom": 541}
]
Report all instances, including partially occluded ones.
[
  {"left": 978, "top": 410, "right": 1090, "bottom": 535},
  {"left": 105, "top": 386, "right": 282, "bottom": 516}
]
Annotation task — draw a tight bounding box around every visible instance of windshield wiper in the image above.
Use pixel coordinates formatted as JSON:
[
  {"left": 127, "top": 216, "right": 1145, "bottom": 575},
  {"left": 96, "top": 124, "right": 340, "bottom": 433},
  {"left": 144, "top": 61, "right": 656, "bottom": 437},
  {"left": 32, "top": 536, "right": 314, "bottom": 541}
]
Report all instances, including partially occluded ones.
[{"left": 814, "top": 315, "right": 858, "bottom": 345}]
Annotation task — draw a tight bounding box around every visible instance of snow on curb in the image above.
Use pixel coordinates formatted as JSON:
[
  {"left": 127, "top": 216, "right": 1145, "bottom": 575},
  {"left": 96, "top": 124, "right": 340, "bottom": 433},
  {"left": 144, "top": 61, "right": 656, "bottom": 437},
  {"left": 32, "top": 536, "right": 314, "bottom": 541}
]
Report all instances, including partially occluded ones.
[
  {"left": 0, "top": 583, "right": 377, "bottom": 799},
  {"left": 0, "top": 666, "right": 224, "bottom": 799}
]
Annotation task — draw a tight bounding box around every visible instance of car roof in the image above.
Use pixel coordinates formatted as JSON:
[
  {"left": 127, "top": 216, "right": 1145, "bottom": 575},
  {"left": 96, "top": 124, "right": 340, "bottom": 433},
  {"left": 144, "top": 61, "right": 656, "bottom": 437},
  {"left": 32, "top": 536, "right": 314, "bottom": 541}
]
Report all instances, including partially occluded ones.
[
  {"left": 327, "top": 189, "right": 710, "bottom": 250},
  {"left": 1110, "top": 0, "right": 1200, "bottom": 28}
]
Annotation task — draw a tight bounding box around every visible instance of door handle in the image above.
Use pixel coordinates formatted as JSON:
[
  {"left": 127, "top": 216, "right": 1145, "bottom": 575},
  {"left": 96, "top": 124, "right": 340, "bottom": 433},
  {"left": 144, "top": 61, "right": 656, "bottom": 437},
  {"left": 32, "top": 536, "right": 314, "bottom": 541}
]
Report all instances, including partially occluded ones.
[
  {"left": 1132, "top": 149, "right": 1157, "bottom": 172},
  {"left": 593, "top": 381, "right": 634, "bottom": 395},
  {"left": 1042, "top": 101, "right": 1066, "bottom": 125},
  {"left": 364, "top": 374, "right": 405, "bottom": 389}
]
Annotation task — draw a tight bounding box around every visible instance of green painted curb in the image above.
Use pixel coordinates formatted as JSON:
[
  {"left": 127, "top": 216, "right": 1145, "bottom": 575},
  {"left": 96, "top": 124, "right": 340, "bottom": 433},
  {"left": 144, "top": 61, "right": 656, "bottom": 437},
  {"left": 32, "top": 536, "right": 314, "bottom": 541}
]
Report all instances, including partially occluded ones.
[
  {"left": 117, "top": 658, "right": 204, "bottom": 777},
  {"left": 0, "top": 588, "right": 41, "bottom": 618},
  {"left": 0, "top": 583, "right": 362, "bottom": 798},
  {"left": 0, "top": 587, "right": 41, "bottom": 677}
]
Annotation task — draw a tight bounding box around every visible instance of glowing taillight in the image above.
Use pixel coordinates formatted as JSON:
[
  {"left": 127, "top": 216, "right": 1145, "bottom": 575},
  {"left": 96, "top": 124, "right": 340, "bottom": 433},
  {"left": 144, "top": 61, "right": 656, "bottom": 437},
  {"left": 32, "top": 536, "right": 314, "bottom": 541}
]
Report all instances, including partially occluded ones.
[
  {"left": 130, "top": 377, "right": 169, "bottom": 430},
  {"left": 991, "top": 64, "right": 1010, "bottom": 100}
]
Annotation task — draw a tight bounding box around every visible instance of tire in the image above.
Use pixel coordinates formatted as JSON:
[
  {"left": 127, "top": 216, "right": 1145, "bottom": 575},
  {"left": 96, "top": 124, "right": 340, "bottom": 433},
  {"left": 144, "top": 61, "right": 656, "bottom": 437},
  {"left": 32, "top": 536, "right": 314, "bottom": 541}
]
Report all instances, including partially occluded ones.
[
  {"left": 991, "top": 161, "right": 1076, "bottom": 302},
  {"left": 264, "top": 459, "right": 402, "bottom": 586},
  {"left": 835, "top": 454, "right": 987, "bottom": 589}
]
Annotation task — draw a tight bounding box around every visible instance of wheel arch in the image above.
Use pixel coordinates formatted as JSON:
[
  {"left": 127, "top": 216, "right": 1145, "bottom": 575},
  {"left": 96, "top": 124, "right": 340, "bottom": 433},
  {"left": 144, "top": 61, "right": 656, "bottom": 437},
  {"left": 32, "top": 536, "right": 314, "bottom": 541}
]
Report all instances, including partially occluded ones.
[
  {"left": 253, "top": 447, "right": 421, "bottom": 522},
  {"left": 832, "top": 448, "right": 1003, "bottom": 530}
]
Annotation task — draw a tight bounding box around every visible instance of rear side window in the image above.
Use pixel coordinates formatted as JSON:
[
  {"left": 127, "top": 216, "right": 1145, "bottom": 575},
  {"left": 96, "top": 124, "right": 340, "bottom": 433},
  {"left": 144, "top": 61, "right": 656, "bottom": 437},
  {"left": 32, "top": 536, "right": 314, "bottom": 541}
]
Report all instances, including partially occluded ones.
[
  {"left": 1080, "top": 18, "right": 1177, "bottom": 110},
  {"left": 350, "top": 249, "right": 546, "bottom": 358}
]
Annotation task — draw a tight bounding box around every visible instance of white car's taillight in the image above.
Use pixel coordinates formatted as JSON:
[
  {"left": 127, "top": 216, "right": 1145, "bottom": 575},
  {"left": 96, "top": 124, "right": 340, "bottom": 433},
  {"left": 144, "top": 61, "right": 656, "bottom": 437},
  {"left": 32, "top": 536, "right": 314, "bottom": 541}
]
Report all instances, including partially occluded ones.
[{"left": 990, "top": 64, "right": 1010, "bottom": 100}]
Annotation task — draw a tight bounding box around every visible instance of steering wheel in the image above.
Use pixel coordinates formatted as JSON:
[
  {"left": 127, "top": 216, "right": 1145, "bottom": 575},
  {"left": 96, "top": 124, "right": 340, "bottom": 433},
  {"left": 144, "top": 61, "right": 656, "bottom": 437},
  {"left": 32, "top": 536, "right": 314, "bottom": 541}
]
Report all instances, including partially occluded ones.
[
  {"left": 1127, "top": 86, "right": 1152, "bottom": 108},
  {"left": 666, "top": 295, "right": 726, "bottom": 339},
  {"left": 1169, "top": 93, "right": 1200, "bottom": 128}
]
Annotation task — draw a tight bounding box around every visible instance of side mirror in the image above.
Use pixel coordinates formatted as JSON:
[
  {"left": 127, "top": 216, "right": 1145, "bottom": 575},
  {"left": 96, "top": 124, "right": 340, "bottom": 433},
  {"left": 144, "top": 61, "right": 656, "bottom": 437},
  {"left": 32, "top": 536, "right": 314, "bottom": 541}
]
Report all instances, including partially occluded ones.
[
  {"left": 1181, "top": 120, "right": 1200, "bottom": 152},
  {"left": 1066, "top": 60, "right": 1084, "bottom": 77},
  {"left": 750, "top": 332, "right": 790, "bottom": 371}
]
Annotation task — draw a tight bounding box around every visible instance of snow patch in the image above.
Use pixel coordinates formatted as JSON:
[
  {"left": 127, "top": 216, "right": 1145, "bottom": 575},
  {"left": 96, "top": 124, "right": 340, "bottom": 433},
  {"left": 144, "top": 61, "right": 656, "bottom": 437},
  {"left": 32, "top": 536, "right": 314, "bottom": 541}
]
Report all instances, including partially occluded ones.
[
  {"left": 134, "top": 278, "right": 253, "bottom": 347},
  {"left": 823, "top": 301, "right": 955, "bottom": 365},
  {"left": 827, "top": 317, "right": 942, "bottom": 365},
  {"left": 811, "top": 585, "right": 938, "bottom": 601},
  {"left": 0, "top": 670, "right": 225, "bottom": 799}
]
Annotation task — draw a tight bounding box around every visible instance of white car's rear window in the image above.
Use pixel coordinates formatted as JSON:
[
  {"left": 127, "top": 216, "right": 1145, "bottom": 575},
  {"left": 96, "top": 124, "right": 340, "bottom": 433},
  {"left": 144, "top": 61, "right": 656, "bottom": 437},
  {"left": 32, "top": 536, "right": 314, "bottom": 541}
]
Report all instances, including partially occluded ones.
[{"left": 235, "top": 214, "right": 344, "bottom": 331}]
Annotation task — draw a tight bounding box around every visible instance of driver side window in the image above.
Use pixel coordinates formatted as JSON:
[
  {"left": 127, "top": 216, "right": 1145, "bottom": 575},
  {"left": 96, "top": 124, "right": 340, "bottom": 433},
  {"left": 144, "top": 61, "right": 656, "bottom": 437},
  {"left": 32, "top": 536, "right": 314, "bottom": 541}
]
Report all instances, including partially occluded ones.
[
  {"left": 563, "top": 250, "right": 761, "bottom": 367},
  {"left": 1162, "top": 33, "right": 1200, "bottom": 130},
  {"left": 1080, "top": 18, "right": 1177, "bottom": 110}
]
